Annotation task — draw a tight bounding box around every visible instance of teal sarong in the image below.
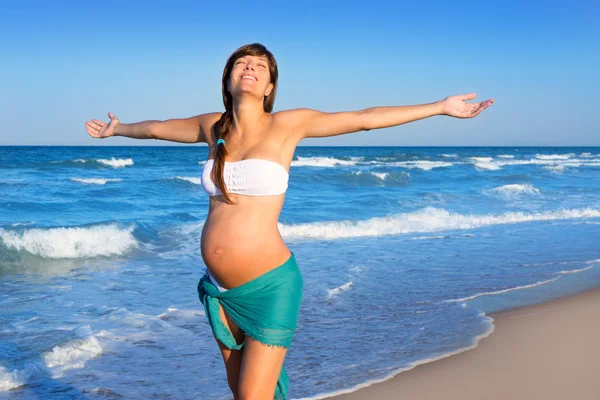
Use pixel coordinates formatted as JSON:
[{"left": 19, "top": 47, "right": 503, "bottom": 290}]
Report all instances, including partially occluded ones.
[{"left": 197, "top": 252, "right": 303, "bottom": 400}]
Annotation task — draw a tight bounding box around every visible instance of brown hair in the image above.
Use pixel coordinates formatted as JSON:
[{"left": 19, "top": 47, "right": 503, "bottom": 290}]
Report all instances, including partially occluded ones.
[{"left": 211, "top": 43, "right": 279, "bottom": 204}]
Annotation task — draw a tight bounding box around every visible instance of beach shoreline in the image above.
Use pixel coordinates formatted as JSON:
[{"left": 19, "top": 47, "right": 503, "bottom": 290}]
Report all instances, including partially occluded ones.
[{"left": 319, "top": 285, "right": 600, "bottom": 400}]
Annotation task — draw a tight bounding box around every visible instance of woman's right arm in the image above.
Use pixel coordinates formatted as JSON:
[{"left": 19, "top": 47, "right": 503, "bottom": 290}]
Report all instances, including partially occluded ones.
[{"left": 85, "top": 112, "right": 222, "bottom": 144}]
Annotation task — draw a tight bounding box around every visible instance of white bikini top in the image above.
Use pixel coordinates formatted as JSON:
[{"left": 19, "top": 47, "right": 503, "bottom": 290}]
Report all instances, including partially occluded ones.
[{"left": 201, "top": 158, "right": 289, "bottom": 196}]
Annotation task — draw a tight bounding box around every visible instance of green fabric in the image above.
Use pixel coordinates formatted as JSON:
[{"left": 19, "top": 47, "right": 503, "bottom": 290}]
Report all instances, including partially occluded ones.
[{"left": 197, "top": 252, "right": 303, "bottom": 400}]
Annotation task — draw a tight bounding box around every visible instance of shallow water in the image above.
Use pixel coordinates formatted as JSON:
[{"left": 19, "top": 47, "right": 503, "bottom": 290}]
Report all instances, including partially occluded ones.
[{"left": 1, "top": 145, "right": 599, "bottom": 399}]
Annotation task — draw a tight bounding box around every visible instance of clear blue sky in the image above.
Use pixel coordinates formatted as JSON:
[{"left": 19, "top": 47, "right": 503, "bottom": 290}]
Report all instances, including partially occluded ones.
[{"left": 1, "top": 0, "right": 598, "bottom": 146}]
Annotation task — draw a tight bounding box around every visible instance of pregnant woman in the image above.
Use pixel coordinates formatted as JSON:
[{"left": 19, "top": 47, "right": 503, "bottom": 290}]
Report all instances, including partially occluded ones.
[{"left": 85, "top": 43, "right": 494, "bottom": 399}]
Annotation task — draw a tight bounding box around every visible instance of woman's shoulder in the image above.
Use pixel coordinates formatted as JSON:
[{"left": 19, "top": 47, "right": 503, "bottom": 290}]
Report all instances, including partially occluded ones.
[
  {"left": 200, "top": 112, "right": 225, "bottom": 145},
  {"left": 272, "top": 108, "right": 318, "bottom": 128}
]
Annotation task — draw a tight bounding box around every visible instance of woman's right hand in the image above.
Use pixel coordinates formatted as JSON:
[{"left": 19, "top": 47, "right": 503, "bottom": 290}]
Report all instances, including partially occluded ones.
[{"left": 85, "top": 112, "right": 120, "bottom": 139}]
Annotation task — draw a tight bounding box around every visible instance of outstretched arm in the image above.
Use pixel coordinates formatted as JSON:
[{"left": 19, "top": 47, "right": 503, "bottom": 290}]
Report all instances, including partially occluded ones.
[
  {"left": 85, "top": 112, "right": 222, "bottom": 143},
  {"left": 288, "top": 93, "right": 494, "bottom": 140}
]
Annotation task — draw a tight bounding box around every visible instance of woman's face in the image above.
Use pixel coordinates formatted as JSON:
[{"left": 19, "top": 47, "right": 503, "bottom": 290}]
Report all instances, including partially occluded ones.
[{"left": 228, "top": 54, "right": 274, "bottom": 100}]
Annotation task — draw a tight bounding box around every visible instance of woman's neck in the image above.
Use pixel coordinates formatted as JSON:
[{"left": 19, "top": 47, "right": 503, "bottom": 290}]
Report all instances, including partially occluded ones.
[{"left": 230, "top": 98, "right": 267, "bottom": 139}]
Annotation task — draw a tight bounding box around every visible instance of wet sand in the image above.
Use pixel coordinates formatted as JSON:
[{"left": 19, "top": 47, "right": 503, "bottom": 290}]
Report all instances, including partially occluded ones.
[{"left": 325, "top": 286, "right": 600, "bottom": 400}]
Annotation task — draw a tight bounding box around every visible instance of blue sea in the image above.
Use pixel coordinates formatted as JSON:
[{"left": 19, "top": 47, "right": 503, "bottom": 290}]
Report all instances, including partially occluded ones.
[{"left": 1, "top": 145, "right": 600, "bottom": 399}]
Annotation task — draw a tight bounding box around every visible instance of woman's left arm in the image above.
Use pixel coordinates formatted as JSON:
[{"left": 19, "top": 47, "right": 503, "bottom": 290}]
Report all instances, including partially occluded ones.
[{"left": 288, "top": 93, "right": 494, "bottom": 139}]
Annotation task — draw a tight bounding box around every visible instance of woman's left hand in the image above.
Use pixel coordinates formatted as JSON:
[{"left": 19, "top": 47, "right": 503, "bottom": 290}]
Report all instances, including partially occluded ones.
[{"left": 442, "top": 93, "right": 494, "bottom": 118}]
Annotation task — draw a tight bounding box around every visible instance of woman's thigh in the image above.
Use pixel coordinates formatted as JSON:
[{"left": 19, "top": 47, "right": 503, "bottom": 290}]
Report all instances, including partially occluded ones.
[
  {"left": 238, "top": 336, "right": 288, "bottom": 398},
  {"left": 214, "top": 301, "right": 245, "bottom": 395}
]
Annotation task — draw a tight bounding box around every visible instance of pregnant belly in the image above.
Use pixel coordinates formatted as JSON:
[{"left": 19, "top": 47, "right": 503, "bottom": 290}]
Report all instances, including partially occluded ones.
[{"left": 200, "top": 218, "right": 290, "bottom": 289}]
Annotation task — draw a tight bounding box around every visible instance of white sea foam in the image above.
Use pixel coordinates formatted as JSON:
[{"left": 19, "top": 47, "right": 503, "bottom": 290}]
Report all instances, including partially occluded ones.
[
  {"left": 0, "top": 364, "right": 44, "bottom": 391},
  {"left": 411, "top": 235, "right": 449, "bottom": 240},
  {"left": 544, "top": 164, "right": 567, "bottom": 173},
  {"left": 0, "top": 325, "right": 102, "bottom": 391},
  {"left": 389, "top": 161, "right": 454, "bottom": 170},
  {"left": 350, "top": 171, "right": 391, "bottom": 180},
  {"left": 535, "top": 153, "right": 574, "bottom": 160},
  {"left": 497, "top": 155, "right": 515, "bottom": 158},
  {"left": 468, "top": 157, "right": 501, "bottom": 170},
  {"left": 556, "top": 265, "right": 594, "bottom": 275},
  {"left": 97, "top": 158, "right": 134, "bottom": 167},
  {"left": 70, "top": 178, "right": 122, "bottom": 185},
  {"left": 580, "top": 152, "right": 593, "bottom": 157},
  {"left": 469, "top": 157, "right": 494, "bottom": 162},
  {"left": 461, "top": 155, "right": 600, "bottom": 172},
  {"left": 442, "top": 277, "right": 561, "bottom": 303},
  {"left": 326, "top": 282, "right": 353, "bottom": 299},
  {"left": 440, "top": 154, "right": 458, "bottom": 158},
  {"left": 487, "top": 184, "right": 541, "bottom": 197},
  {"left": 371, "top": 172, "right": 389, "bottom": 180},
  {"left": 43, "top": 334, "right": 103, "bottom": 378},
  {"left": 277, "top": 207, "right": 600, "bottom": 240},
  {"left": 292, "top": 156, "right": 359, "bottom": 167},
  {"left": 173, "top": 176, "right": 201, "bottom": 185},
  {"left": 0, "top": 223, "right": 137, "bottom": 258}
]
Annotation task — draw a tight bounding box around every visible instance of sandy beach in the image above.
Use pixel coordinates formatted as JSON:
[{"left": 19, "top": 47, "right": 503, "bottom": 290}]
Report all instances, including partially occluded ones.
[{"left": 325, "top": 286, "right": 600, "bottom": 400}]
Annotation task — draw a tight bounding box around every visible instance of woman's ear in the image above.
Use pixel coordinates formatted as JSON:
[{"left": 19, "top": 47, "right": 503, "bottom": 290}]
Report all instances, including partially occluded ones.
[{"left": 265, "top": 83, "right": 274, "bottom": 97}]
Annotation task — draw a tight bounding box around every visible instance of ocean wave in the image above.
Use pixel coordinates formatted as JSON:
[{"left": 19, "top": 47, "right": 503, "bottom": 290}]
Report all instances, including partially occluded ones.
[
  {"left": 348, "top": 170, "right": 410, "bottom": 184},
  {"left": 292, "top": 156, "right": 359, "bottom": 167},
  {"left": 277, "top": 207, "right": 600, "bottom": 240},
  {"left": 440, "top": 154, "right": 458, "bottom": 158},
  {"left": 326, "top": 281, "right": 353, "bottom": 300},
  {"left": 497, "top": 155, "right": 515, "bottom": 158},
  {"left": 97, "top": 158, "right": 133, "bottom": 167},
  {"left": 0, "top": 325, "right": 102, "bottom": 391},
  {"left": 388, "top": 161, "right": 454, "bottom": 170},
  {"left": 486, "top": 184, "right": 541, "bottom": 197},
  {"left": 535, "top": 153, "right": 574, "bottom": 160},
  {"left": 0, "top": 223, "right": 138, "bottom": 259},
  {"left": 172, "top": 176, "right": 201, "bottom": 185},
  {"left": 544, "top": 164, "right": 566, "bottom": 173},
  {"left": 410, "top": 233, "right": 475, "bottom": 240},
  {"left": 468, "top": 157, "right": 501, "bottom": 170},
  {"left": 442, "top": 277, "right": 561, "bottom": 303},
  {"left": 0, "top": 364, "right": 43, "bottom": 391},
  {"left": 462, "top": 156, "right": 600, "bottom": 171},
  {"left": 50, "top": 158, "right": 134, "bottom": 168},
  {"left": 44, "top": 335, "right": 103, "bottom": 378},
  {"left": 556, "top": 265, "right": 594, "bottom": 275},
  {"left": 70, "top": 178, "right": 122, "bottom": 185}
]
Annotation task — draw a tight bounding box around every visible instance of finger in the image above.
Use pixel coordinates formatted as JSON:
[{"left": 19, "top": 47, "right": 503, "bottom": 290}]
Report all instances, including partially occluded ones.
[
  {"left": 460, "top": 93, "right": 476, "bottom": 101},
  {"left": 108, "top": 112, "right": 114, "bottom": 119},
  {"left": 471, "top": 103, "right": 484, "bottom": 113},
  {"left": 472, "top": 104, "right": 490, "bottom": 117},
  {"left": 92, "top": 119, "right": 106, "bottom": 126},
  {"left": 85, "top": 123, "right": 99, "bottom": 134},
  {"left": 85, "top": 126, "right": 98, "bottom": 137},
  {"left": 469, "top": 104, "right": 484, "bottom": 116}
]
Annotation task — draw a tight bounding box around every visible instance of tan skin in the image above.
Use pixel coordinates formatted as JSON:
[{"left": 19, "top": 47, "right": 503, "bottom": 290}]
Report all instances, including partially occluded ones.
[{"left": 85, "top": 54, "right": 494, "bottom": 399}]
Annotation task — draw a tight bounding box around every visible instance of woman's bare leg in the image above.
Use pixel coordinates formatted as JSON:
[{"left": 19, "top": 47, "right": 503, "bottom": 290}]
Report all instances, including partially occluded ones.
[
  {"left": 213, "top": 301, "right": 245, "bottom": 398},
  {"left": 238, "top": 336, "right": 288, "bottom": 399}
]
